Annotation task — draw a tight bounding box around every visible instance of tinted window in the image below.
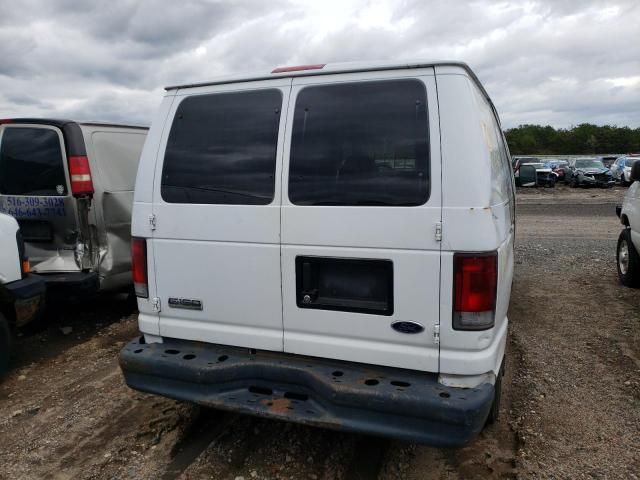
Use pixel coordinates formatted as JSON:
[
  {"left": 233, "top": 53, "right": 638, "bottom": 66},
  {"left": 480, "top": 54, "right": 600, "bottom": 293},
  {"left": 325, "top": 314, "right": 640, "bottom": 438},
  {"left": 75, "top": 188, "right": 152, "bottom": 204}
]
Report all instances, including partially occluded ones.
[
  {"left": 289, "top": 80, "right": 429, "bottom": 206},
  {"left": 0, "top": 127, "right": 67, "bottom": 196},
  {"left": 161, "top": 89, "right": 282, "bottom": 205}
]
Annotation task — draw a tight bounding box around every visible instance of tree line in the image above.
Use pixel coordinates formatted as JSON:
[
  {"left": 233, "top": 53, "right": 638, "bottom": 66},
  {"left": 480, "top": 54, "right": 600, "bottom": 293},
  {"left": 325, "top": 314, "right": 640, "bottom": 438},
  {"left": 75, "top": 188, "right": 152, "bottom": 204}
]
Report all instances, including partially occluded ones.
[{"left": 504, "top": 124, "right": 640, "bottom": 155}]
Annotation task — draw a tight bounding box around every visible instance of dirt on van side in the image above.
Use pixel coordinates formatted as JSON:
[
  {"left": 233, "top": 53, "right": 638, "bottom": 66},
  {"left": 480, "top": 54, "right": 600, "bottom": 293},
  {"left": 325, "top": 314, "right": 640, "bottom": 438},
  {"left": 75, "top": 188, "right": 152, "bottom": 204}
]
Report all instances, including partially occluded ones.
[{"left": 0, "top": 184, "right": 638, "bottom": 480}]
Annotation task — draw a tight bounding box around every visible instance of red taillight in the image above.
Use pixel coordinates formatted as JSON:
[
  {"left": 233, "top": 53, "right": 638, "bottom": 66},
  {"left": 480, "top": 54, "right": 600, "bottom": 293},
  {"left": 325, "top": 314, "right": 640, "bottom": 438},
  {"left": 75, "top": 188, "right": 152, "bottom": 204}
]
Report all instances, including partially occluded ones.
[
  {"left": 453, "top": 253, "right": 497, "bottom": 330},
  {"left": 0, "top": 119, "right": 13, "bottom": 124},
  {"left": 68, "top": 155, "right": 94, "bottom": 196},
  {"left": 131, "top": 237, "right": 148, "bottom": 298},
  {"left": 271, "top": 64, "right": 325, "bottom": 73}
]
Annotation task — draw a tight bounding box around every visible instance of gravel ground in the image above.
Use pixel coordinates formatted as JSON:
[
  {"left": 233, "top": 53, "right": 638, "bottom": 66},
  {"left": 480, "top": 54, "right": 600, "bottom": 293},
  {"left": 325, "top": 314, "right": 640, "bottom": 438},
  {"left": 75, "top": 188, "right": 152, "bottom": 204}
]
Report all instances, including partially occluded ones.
[{"left": 0, "top": 185, "right": 638, "bottom": 479}]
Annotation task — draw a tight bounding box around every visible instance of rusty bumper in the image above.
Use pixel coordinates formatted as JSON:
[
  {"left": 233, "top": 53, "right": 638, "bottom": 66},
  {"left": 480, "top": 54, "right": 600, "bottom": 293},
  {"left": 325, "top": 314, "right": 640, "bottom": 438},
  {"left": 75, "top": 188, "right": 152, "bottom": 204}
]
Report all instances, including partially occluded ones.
[{"left": 119, "top": 337, "right": 494, "bottom": 447}]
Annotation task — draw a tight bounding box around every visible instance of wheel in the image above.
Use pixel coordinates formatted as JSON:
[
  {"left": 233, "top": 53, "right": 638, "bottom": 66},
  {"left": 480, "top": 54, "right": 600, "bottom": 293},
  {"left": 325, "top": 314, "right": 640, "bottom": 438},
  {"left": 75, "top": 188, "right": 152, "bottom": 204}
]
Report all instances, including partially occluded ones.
[
  {"left": 617, "top": 229, "right": 640, "bottom": 288},
  {"left": 570, "top": 176, "right": 579, "bottom": 188},
  {"left": 486, "top": 364, "right": 504, "bottom": 425},
  {"left": 0, "top": 311, "right": 11, "bottom": 377}
]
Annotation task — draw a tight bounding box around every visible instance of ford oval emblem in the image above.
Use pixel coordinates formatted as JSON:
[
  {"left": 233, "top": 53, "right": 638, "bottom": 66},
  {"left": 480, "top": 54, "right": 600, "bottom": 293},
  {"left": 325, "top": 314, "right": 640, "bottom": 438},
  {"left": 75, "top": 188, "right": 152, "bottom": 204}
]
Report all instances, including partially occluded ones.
[{"left": 391, "top": 321, "right": 424, "bottom": 334}]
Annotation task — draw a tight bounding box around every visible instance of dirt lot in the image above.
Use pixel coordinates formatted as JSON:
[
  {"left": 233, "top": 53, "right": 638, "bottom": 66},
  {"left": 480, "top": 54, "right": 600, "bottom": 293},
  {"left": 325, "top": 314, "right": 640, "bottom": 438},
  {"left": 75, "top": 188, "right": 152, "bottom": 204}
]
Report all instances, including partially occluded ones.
[{"left": 1, "top": 185, "right": 638, "bottom": 479}]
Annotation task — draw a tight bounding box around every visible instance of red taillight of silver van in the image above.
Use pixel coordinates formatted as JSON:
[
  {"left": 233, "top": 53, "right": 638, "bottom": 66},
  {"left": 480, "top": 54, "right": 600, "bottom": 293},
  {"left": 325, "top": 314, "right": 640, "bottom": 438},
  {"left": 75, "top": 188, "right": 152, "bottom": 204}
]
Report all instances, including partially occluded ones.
[
  {"left": 68, "top": 155, "right": 94, "bottom": 196},
  {"left": 131, "top": 237, "right": 148, "bottom": 298},
  {"left": 453, "top": 252, "right": 497, "bottom": 330}
]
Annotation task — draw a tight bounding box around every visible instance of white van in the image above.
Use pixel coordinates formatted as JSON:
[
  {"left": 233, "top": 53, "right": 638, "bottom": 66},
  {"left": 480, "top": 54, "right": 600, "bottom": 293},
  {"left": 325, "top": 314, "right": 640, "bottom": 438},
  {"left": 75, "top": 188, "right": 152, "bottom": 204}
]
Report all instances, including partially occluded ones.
[
  {"left": 0, "top": 120, "right": 148, "bottom": 294},
  {"left": 120, "top": 61, "right": 515, "bottom": 446}
]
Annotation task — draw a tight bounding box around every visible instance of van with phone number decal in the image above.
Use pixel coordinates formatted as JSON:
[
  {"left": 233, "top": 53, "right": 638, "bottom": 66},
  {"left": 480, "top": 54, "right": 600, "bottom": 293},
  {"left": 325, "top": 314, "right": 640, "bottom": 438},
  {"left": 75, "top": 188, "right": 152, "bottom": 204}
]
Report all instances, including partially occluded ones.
[
  {"left": 0, "top": 119, "right": 148, "bottom": 296},
  {"left": 119, "top": 61, "right": 515, "bottom": 446}
]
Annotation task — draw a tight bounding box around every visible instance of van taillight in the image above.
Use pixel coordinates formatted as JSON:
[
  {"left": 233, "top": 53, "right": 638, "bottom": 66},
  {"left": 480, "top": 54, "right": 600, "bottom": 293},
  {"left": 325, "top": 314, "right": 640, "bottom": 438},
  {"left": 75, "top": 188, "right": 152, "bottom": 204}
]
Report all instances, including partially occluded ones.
[
  {"left": 131, "top": 237, "right": 148, "bottom": 298},
  {"left": 453, "top": 253, "right": 497, "bottom": 330},
  {"left": 16, "top": 230, "right": 29, "bottom": 278},
  {"left": 68, "top": 155, "right": 94, "bottom": 196}
]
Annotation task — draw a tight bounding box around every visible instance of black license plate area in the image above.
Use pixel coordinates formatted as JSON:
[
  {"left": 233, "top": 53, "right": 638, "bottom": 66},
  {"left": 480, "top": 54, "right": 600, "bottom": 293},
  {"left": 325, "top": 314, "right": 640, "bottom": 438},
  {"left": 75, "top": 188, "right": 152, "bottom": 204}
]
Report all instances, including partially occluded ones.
[{"left": 295, "top": 256, "right": 393, "bottom": 315}]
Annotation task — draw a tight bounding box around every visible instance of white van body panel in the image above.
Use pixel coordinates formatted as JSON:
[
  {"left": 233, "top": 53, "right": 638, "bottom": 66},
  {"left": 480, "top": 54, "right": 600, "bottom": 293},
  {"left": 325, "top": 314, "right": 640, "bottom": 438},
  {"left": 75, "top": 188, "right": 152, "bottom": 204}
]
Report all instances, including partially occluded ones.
[
  {"left": 435, "top": 68, "right": 514, "bottom": 375},
  {"left": 621, "top": 181, "right": 640, "bottom": 251},
  {"left": 280, "top": 69, "right": 441, "bottom": 371},
  {"left": 136, "top": 60, "right": 514, "bottom": 379},
  {"left": 0, "top": 123, "right": 80, "bottom": 274},
  {"left": 148, "top": 79, "right": 290, "bottom": 352},
  {"left": 81, "top": 124, "right": 148, "bottom": 290},
  {"left": 0, "top": 213, "right": 21, "bottom": 284},
  {"left": 133, "top": 95, "right": 176, "bottom": 336}
]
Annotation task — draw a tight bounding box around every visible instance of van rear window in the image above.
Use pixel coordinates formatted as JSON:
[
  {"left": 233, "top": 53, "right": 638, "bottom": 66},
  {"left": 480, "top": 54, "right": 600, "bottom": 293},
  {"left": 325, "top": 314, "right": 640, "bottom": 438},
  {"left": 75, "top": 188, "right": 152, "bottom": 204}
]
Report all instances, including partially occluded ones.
[
  {"left": 161, "top": 89, "right": 282, "bottom": 205},
  {"left": 288, "top": 79, "right": 429, "bottom": 206},
  {"left": 0, "top": 127, "right": 67, "bottom": 196}
]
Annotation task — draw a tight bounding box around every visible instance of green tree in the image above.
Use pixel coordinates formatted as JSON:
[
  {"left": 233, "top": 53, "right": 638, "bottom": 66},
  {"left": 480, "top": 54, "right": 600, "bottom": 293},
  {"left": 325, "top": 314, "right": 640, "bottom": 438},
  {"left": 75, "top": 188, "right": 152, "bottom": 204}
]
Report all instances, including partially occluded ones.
[{"left": 504, "top": 124, "right": 640, "bottom": 155}]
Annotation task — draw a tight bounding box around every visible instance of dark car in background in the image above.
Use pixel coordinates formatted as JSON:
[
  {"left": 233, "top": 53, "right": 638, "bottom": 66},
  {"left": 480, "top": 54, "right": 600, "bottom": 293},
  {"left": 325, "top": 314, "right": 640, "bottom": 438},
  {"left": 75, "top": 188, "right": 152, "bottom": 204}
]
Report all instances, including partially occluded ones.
[
  {"left": 567, "top": 158, "right": 614, "bottom": 188},
  {"left": 513, "top": 157, "right": 556, "bottom": 187}
]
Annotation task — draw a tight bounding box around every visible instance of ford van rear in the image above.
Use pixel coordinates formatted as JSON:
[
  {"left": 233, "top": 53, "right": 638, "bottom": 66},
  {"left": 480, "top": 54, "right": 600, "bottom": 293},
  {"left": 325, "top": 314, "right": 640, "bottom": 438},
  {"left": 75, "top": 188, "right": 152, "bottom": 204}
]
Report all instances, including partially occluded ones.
[{"left": 120, "top": 60, "right": 515, "bottom": 446}]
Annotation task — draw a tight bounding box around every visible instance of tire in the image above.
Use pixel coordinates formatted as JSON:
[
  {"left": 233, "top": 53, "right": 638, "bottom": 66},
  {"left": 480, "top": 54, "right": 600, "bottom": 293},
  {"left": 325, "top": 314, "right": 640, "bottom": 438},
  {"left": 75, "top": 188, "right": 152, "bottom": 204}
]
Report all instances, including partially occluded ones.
[
  {"left": 617, "top": 229, "right": 640, "bottom": 288},
  {"left": 486, "top": 364, "right": 504, "bottom": 425},
  {"left": 0, "top": 311, "right": 11, "bottom": 377},
  {"left": 570, "top": 176, "right": 579, "bottom": 188}
]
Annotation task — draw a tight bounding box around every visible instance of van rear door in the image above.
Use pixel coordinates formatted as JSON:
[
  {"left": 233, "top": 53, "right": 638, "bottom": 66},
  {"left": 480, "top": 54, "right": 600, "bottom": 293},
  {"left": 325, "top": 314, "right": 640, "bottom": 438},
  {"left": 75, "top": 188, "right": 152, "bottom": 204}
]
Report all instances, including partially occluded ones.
[
  {"left": 280, "top": 71, "right": 442, "bottom": 372},
  {"left": 150, "top": 81, "right": 289, "bottom": 351},
  {"left": 0, "top": 123, "right": 82, "bottom": 274}
]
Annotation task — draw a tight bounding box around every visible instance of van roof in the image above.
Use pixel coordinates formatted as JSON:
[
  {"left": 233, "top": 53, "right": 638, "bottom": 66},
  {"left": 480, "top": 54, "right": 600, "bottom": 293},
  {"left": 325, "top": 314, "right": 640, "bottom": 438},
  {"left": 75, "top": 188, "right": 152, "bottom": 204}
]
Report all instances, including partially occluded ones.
[
  {"left": 1, "top": 118, "right": 148, "bottom": 130},
  {"left": 165, "top": 59, "right": 486, "bottom": 95}
]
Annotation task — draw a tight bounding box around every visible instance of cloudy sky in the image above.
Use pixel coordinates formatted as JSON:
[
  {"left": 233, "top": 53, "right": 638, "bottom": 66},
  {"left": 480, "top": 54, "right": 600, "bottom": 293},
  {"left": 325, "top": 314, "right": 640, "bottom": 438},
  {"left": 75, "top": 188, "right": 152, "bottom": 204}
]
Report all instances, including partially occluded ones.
[{"left": 1, "top": 0, "right": 638, "bottom": 129}]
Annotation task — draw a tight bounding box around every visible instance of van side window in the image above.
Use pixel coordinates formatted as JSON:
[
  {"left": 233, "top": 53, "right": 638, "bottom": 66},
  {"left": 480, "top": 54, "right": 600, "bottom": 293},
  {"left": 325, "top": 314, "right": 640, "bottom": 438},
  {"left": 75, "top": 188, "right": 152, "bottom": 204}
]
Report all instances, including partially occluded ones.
[
  {"left": 0, "top": 127, "right": 67, "bottom": 196},
  {"left": 161, "top": 89, "right": 282, "bottom": 205},
  {"left": 288, "top": 80, "right": 429, "bottom": 206}
]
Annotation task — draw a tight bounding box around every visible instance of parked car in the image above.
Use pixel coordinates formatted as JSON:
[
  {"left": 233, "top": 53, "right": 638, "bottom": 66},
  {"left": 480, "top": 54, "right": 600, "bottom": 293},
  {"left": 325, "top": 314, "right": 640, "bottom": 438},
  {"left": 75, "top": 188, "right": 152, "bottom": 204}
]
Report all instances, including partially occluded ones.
[
  {"left": 610, "top": 155, "right": 640, "bottom": 186},
  {"left": 0, "top": 119, "right": 148, "bottom": 295},
  {"left": 513, "top": 158, "right": 556, "bottom": 187},
  {"left": 543, "top": 158, "right": 570, "bottom": 184},
  {"left": 567, "top": 157, "right": 614, "bottom": 188},
  {"left": 1, "top": 213, "right": 46, "bottom": 376},
  {"left": 120, "top": 60, "right": 515, "bottom": 447},
  {"left": 597, "top": 155, "right": 619, "bottom": 169},
  {"left": 615, "top": 160, "right": 640, "bottom": 286}
]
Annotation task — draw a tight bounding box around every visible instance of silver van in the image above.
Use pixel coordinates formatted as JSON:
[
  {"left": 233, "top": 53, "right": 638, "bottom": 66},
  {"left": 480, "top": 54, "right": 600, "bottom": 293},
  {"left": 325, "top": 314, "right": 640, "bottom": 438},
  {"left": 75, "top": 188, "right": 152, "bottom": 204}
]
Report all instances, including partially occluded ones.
[{"left": 0, "top": 119, "right": 148, "bottom": 294}]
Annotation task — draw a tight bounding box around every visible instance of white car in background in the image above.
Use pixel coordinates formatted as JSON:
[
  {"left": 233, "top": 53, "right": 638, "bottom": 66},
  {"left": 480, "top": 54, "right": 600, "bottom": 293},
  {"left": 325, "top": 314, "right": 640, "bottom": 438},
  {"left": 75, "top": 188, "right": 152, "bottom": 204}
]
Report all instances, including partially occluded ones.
[
  {"left": 616, "top": 161, "right": 640, "bottom": 286},
  {"left": 610, "top": 155, "right": 640, "bottom": 186}
]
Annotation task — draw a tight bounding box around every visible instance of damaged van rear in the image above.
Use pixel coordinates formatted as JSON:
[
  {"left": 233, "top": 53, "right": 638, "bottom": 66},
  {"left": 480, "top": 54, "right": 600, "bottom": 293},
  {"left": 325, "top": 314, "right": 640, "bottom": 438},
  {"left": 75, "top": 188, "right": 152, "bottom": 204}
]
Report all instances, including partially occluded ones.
[{"left": 0, "top": 119, "right": 148, "bottom": 294}]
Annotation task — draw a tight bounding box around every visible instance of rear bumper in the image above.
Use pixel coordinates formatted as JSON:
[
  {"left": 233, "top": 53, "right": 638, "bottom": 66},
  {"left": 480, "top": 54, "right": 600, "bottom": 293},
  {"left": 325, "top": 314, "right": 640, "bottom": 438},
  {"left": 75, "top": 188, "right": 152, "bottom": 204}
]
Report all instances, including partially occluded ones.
[
  {"left": 39, "top": 271, "right": 99, "bottom": 294},
  {"left": 3, "top": 274, "right": 46, "bottom": 327},
  {"left": 119, "top": 338, "right": 495, "bottom": 447}
]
